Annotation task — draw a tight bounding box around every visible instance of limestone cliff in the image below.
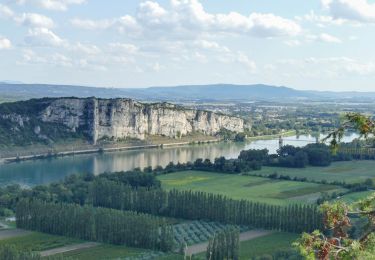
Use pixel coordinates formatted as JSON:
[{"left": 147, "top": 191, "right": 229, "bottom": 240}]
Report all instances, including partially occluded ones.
[{"left": 40, "top": 98, "right": 244, "bottom": 144}]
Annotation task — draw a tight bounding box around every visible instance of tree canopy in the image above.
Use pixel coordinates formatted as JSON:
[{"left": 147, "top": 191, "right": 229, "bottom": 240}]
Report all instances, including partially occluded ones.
[{"left": 295, "top": 113, "right": 375, "bottom": 259}]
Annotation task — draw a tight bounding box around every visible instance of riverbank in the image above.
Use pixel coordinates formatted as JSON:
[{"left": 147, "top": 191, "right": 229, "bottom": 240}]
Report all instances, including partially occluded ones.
[
  {"left": 0, "top": 138, "right": 222, "bottom": 164},
  {"left": 0, "top": 130, "right": 299, "bottom": 164}
]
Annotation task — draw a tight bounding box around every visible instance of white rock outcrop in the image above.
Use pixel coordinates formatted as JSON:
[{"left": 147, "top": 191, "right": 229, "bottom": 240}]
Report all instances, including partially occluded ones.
[{"left": 40, "top": 98, "right": 244, "bottom": 144}]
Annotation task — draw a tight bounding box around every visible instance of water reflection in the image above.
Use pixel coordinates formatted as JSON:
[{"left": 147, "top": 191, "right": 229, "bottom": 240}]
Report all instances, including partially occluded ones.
[{"left": 0, "top": 133, "right": 359, "bottom": 187}]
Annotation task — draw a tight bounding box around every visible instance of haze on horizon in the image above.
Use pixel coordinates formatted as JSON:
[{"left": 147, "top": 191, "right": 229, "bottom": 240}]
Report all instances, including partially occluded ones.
[{"left": 1, "top": 0, "right": 375, "bottom": 92}]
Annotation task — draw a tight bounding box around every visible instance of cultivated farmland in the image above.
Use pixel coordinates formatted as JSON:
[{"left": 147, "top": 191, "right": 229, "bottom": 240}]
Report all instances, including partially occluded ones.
[
  {"left": 253, "top": 161, "right": 375, "bottom": 184},
  {"left": 158, "top": 171, "right": 345, "bottom": 205}
]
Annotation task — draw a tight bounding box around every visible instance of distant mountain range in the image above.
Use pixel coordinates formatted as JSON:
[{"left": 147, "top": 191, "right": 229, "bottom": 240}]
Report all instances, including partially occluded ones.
[{"left": 1, "top": 82, "right": 375, "bottom": 102}]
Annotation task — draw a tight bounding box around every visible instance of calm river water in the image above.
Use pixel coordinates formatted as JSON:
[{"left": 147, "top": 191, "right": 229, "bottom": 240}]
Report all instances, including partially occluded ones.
[{"left": 0, "top": 133, "right": 359, "bottom": 187}]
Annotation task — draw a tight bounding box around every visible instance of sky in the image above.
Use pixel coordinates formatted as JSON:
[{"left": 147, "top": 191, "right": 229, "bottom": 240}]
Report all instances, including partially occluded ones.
[{"left": 1, "top": 0, "right": 375, "bottom": 91}]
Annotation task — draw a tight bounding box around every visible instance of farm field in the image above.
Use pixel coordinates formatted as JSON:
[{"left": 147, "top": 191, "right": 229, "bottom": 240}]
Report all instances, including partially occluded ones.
[
  {"left": 0, "top": 231, "right": 182, "bottom": 259},
  {"left": 158, "top": 171, "right": 346, "bottom": 205},
  {"left": 254, "top": 161, "right": 375, "bottom": 184},
  {"left": 59, "top": 244, "right": 182, "bottom": 260},
  {"left": 194, "top": 232, "right": 298, "bottom": 259},
  {"left": 338, "top": 190, "right": 374, "bottom": 204},
  {"left": 0, "top": 232, "right": 81, "bottom": 251},
  {"left": 173, "top": 220, "right": 249, "bottom": 247},
  {"left": 239, "top": 232, "right": 299, "bottom": 259},
  {"left": 60, "top": 244, "right": 148, "bottom": 259},
  {"left": 0, "top": 231, "right": 181, "bottom": 259}
]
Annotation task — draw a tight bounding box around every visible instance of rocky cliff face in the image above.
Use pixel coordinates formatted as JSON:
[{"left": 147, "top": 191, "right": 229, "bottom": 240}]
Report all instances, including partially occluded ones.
[{"left": 40, "top": 98, "right": 244, "bottom": 144}]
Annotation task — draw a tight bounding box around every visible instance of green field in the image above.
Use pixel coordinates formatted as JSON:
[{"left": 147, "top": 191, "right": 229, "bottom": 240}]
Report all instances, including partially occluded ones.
[
  {"left": 0, "top": 232, "right": 182, "bottom": 259},
  {"left": 158, "top": 171, "right": 345, "bottom": 205},
  {"left": 239, "top": 232, "right": 299, "bottom": 259},
  {"left": 0, "top": 232, "right": 81, "bottom": 251},
  {"left": 338, "top": 191, "right": 373, "bottom": 204},
  {"left": 60, "top": 244, "right": 146, "bottom": 259},
  {"left": 254, "top": 161, "right": 375, "bottom": 184},
  {"left": 60, "top": 244, "right": 182, "bottom": 260},
  {"left": 195, "top": 232, "right": 299, "bottom": 259}
]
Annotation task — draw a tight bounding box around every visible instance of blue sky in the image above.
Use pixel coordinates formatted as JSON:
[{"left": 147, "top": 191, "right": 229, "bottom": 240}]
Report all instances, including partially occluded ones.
[{"left": 1, "top": 0, "right": 375, "bottom": 91}]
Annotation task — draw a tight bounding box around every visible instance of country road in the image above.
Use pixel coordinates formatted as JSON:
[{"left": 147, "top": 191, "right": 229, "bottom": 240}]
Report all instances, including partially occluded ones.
[{"left": 185, "top": 230, "right": 273, "bottom": 256}]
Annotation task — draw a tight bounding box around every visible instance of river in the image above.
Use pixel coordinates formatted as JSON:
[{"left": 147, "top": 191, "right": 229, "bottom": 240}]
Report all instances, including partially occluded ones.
[{"left": 0, "top": 133, "right": 359, "bottom": 187}]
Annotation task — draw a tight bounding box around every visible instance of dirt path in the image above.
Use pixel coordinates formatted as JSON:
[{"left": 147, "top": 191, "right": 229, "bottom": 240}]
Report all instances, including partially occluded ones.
[
  {"left": 40, "top": 242, "right": 100, "bottom": 257},
  {"left": 0, "top": 229, "right": 31, "bottom": 240},
  {"left": 185, "top": 230, "right": 273, "bottom": 256}
]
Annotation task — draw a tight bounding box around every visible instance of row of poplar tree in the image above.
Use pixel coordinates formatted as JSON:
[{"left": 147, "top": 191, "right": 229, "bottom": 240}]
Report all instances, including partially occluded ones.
[
  {"left": 206, "top": 227, "right": 240, "bottom": 260},
  {"left": 16, "top": 199, "right": 174, "bottom": 252},
  {"left": 90, "top": 179, "right": 322, "bottom": 233}
]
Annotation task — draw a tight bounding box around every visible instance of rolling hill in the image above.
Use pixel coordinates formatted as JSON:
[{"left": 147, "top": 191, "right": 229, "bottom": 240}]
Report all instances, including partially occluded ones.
[{"left": 1, "top": 82, "right": 374, "bottom": 102}]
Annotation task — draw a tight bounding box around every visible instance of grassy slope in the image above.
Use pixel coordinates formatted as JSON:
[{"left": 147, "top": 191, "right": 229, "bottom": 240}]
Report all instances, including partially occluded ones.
[
  {"left": 0, "top": 232, "right": 81, "bottom": 251},
  {"left": 158, "top": 171, "right": 344, "bottom": 205},
  {"left": 254, "top": 161, "right": 375, "bottom": 184}
]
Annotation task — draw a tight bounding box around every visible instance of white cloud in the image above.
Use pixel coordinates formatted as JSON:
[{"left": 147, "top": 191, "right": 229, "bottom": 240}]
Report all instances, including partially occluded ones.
[
  {"left": 0, "top": 37, "right": 12, "bottom": 50},
  {"left": 171, "top": 1, "right": 301, "bottom": 37},
  {"left": 236, "top": 52, "right": 257, "bottom": 73},
  {"left": 77, "top": 59, "right": 107, "bottom": 71},
  {"left": 20, "top": 49, "right": 107, "bottom": 70},
  {"left": 71, "top": 15, "right": 140, "bottom": 34},
  {"left": 218, "top": 50, "right": 257, "bottom": 73},
  {"left": 319, "top": 33, "right": 342, "bottom": 43},
  {"left": 296, "top": 10, "right": 347, "bottom": 26},
  {"left": 25, "top": 27, "right": 65, "bottom": 46},
  {"left": 23, "top": 50, "right": 72, "bottom": 67},
  {"left": 192, "top": 51, "right": 207, "bottom": 63},
  {"left": 215, "top": 12, "right": 252, "bottom": 32},
  {"left": 0, "top": 4, "right": 14, "bottom": 19},
  {"left": 70, "top": 18, "right": 115, "bottom": 30},
  {"left": 277, "top": 56, "right": 375, "bottom": 77},
  {"left": 137, "top": 1, "right": 168, "bottom": 26},
  {"left": 322, "top": 0, "right": 375, "bottom": 23},
  {"left": 17, "top": 0, "right": 86, "bottom": 11},
  {"left": 193, "top": 40, "right": 230, "bottom": 53},
  {"left": 15, "top": 13, "right": 54, "bottom": 28},
  {"left": 117, "top": 15, "right": 140, "bottom": 33},
  {"left": 249, "top": 13, "right": 301, "bottom": 37},
  {"left": 21, "top": 49, "right": 47, "bottom": 63},
  {"left": 307, "top": 57, "right": 375, "bottom": 75},
  {"left": 306, "top": 33, "right": 342, "bottom": 43},
  {"left": 50, "top": 53, "right": 73, "bottom": 66},
  {"left": 70, "top": 42, "right": 101, "bottom": 55},
  {"left": 71, "top": 0, "right": 301, "bottom": 38},
  {"left": 171, "top": 0, "right": 214, "bottom": 28},
  {"left": 151, "top": 62, "right": 163, "bottom": 72},
  {"left": 0, "top": 4, "right": 55, "bottom": 30},
  {"left": 284, "top": 39, "right": 301, "bottom": 46},
  {"left": 108, "top": 43, "right": 139, "bottom": 54}
]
